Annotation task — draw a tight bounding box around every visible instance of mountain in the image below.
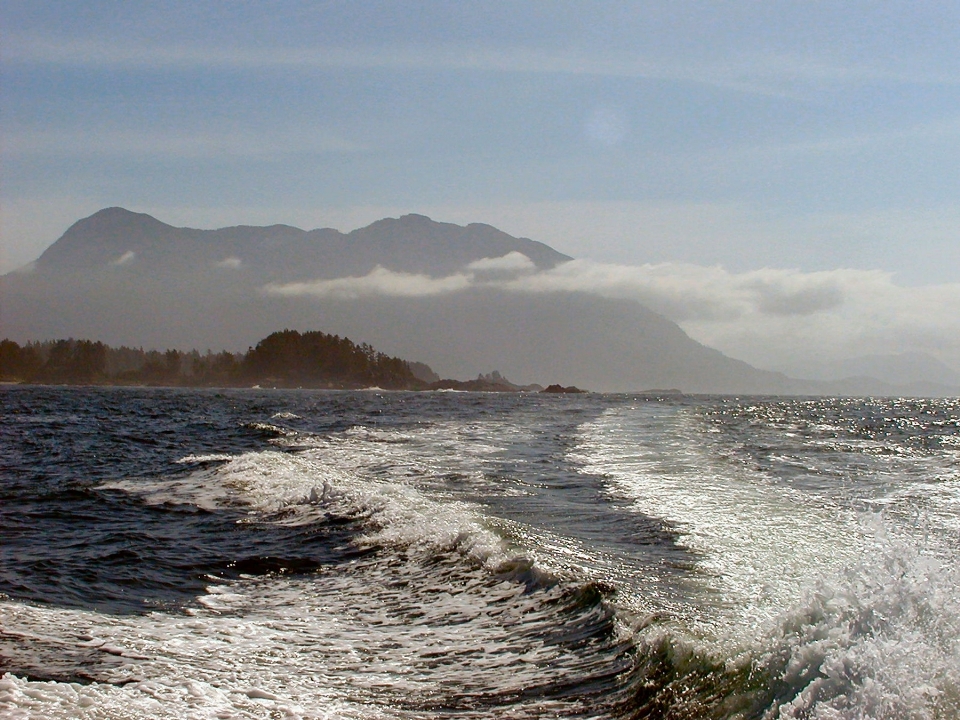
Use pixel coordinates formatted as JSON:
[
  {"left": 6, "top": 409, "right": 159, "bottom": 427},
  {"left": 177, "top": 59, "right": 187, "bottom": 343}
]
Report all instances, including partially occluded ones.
[
  {"left": 2, "top": 207, "right": 805, "bottom": 393},
  {"left": 778, "top": 352, "right": 960, "bottom": 388}
]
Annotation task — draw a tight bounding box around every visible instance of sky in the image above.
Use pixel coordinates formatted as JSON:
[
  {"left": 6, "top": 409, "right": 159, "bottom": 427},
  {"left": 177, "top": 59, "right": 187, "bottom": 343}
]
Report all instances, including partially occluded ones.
[{"left": 3, "top": 1, "right": 960, "bottom": 375}]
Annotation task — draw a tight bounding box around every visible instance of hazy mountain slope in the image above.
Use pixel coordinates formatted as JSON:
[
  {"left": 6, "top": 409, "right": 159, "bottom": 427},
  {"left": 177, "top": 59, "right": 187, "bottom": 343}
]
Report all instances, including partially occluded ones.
[
  {"left": 256, "top": 289, "right": 800, "bottom": 393},
  {"left": 2, "top": 207, "right": 802, "bottom": 393}
]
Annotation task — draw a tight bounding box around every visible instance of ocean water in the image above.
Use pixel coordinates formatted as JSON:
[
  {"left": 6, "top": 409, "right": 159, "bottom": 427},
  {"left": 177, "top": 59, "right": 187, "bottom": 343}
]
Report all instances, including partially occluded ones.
[{"left": 1, "top": 386, "right": 959, "bottom": 719}]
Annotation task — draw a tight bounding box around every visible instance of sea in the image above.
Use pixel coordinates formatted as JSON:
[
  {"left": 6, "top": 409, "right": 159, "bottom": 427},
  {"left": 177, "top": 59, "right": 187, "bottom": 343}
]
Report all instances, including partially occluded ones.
[{"left": 2, "top": 386, "right": 959, "bottom": 719}]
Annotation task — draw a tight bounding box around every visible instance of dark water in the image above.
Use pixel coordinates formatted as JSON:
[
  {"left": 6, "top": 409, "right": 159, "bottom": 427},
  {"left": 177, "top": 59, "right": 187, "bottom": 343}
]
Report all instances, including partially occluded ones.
[{"left": 2, "top": 386, "right": 959, "bottom": 718}]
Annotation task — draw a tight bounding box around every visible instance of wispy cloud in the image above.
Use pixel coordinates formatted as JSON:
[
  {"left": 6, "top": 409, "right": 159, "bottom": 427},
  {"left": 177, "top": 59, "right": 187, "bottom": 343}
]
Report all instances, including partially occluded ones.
[
  {"left": 263, "top": 253, "right": 541, "bottom": 301},
  {"left": 8, "top": 35, "right": 947, "bottom": 95},
  {"left": 215, "top": 257, "right": 243, "bottom": 269},
  {"left": 263, "top": 266, "right": 473, "bottom": 300},
  {"left": 111, "top": 250, "right": 136, "bottom": 266},
  {"left": 466, "top": 251, "right": 537, "bottom": 273},
  {"left": 3, "top": 127, "right": 365, "bottom": 160}
]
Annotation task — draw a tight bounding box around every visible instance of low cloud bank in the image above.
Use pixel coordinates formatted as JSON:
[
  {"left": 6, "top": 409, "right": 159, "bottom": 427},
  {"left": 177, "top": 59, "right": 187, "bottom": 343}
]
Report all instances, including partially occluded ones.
[
  {"left": 215, "top": 256, "right": 243, "bottom": 269},
  {"left": 263, "top": 266, "right": 472, "bottom": 300},
  {"left": 263, "top": 254, "right": 960, "bottom": 373},
  {"left": 466, "top": 251, "right": 537, "bottom": 273}
]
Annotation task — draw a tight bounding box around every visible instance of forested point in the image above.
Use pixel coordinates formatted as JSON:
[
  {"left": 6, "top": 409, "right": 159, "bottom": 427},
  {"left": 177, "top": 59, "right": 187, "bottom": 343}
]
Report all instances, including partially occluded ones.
[{"left": 0, "top": 330, "right": 425, "bottom": 389}]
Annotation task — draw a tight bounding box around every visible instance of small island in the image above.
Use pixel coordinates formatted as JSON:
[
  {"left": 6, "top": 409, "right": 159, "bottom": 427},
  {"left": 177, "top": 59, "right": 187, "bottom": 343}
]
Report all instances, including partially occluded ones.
[
  {"left": 0, "top": 331, "right": 587, "bottom": 393},
  {"left": 429, "top": 371, "right": 543, "bottom": 393},
  {"left": 540, "top": 384, "right": 586, "bottom": 394}
]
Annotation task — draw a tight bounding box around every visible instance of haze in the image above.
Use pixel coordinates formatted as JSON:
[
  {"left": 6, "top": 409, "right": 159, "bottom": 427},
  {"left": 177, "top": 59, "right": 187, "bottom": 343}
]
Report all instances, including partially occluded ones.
[{"left": 3, "top": 2, "right": 960, "bottom": 380}]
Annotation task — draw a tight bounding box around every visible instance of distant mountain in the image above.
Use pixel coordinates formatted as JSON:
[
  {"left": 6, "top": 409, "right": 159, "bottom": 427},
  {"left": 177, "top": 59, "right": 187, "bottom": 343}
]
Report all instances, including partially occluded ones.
[
  {"left": 2, "top": 207, "right": 806, "bottom": 393},
  {"left": 788, "top": 352, "right": 960, "bottom": 387},
  {"left": 814, "top": 375, "right": 960, "bottom": 398},
  {"left": 773, "top": 352, "right": 960, "bottom": 397}
]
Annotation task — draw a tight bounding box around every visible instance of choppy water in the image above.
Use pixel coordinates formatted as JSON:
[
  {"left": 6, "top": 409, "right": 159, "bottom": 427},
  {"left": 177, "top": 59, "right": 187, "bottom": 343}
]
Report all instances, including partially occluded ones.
[{"left": 1, "top": 386, "right": 959, "bottom": 718}]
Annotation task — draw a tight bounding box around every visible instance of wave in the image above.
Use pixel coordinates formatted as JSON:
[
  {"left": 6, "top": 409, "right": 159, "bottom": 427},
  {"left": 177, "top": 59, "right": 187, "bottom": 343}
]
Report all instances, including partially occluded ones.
[
  {"left": 618, "top": 518, "right": 960, "bottom": 719},
  {"left": 0, "top": 418, "right": 645, "bottom": 717},
  {"left": 7, "top": 508, "right": 955, "bottom": 719}
]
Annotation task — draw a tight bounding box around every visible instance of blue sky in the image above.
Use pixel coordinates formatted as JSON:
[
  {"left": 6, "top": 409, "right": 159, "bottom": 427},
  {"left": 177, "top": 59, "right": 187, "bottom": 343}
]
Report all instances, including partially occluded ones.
[{"left": 4, "top": 2, "right": 960, "bottom": 373}]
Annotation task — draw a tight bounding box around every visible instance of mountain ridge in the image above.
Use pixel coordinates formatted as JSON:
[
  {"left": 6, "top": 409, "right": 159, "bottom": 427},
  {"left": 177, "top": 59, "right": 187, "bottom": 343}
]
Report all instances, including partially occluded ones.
[{"left": 33, "top": 208, "right": 571, "bottom": 279}]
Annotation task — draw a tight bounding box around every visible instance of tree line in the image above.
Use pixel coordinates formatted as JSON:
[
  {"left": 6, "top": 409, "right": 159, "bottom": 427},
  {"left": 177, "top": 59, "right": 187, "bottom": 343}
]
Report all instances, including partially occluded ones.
[{"left": 0, "top": 330, "right": 423, "bottom": 389}]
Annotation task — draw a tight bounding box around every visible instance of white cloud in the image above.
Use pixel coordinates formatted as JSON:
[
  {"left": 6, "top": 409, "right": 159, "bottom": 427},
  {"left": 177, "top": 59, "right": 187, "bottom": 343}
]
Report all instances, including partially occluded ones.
[
  {"left": 681, "top": 270, "right": 960, "bottom": 372},
  {"left": 466, "top": 252, "right": 536, "bottom": 273},
  {"left": 265, "top": 253, "right": 537, "bottom": 300},
  {"left": 215, "top": 256, "right": 243, "bottom": 269},
  {"left": 492, "top": 260, "right": 852, "bottom": 322},
  {"left": 262, "top": 266, "right": 472, "bottom": 300},
  {"left": 111, "top": 250, "right": 136, "bottom": 266}
]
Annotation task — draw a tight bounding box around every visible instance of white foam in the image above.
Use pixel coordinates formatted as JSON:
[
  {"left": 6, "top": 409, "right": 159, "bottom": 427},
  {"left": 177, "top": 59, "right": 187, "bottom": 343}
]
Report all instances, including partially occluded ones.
[
  {"left": 746, "top": 523, "right": 960, "bottom": 719},
  {"left": 107, "top": 422, "right": 514, "bottom": 568},
  {"left": 98, "top": 471, "right": 236, "bottom": 512},
  {"left": 220, "top": 447, "right": 508, "bottom": 564},
  {"left": 572, "top": 405, "right": 865, "bottom": 628},
  {"left": 0, "top": 550, "right": 607, "bottom": 719},
  {"left": 270, "top": 412, "right": 302, "bottom": 420},
  {"left": 575, "top": 402, "right": 960, "bottom": 718},
  {"left": 175, "top": 453, "right": 235, "bottom": 463}
]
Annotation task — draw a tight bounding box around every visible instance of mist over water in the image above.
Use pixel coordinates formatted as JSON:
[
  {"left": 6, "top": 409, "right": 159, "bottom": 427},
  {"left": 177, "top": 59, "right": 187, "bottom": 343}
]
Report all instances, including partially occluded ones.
[{"left": 2, "top": 387, "right": 959, "bottom": 718}]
